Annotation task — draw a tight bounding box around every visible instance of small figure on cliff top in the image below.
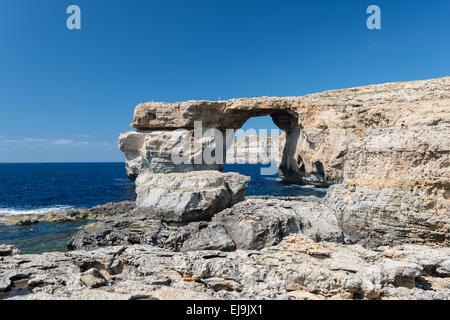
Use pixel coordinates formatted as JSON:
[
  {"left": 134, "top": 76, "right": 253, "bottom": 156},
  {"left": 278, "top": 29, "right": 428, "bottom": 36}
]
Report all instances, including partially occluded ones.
[{"left": 401, "top": 121, "right": 407, "bottom": 130}]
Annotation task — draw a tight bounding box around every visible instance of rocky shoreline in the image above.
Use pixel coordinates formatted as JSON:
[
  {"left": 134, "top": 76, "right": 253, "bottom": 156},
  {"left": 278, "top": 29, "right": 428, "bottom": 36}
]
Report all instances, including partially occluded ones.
[
  {"left": 1, "top": 196, "right": 449, "bottom": 300},
  {"left": 1, "top": 77, "right": 449, "bottom": 300},
  {"left": 0, "top": 201, "right": 136, "bottom": 226}
]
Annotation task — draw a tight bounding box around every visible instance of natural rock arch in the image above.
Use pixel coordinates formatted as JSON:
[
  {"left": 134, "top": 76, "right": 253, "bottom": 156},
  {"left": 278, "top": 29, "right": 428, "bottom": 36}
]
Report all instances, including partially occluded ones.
[
  {"left": 121, "top": 99, "right": 332, "bottom": 185},
  {"left": 119, "top": 77, "right": 450, "bottom": 246}
]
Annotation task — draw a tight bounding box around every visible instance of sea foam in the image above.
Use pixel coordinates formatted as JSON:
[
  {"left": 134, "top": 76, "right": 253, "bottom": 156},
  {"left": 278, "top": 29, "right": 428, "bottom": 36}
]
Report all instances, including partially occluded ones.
[{"left": 0, "top": 205, "right": 75, "bottom": 216}]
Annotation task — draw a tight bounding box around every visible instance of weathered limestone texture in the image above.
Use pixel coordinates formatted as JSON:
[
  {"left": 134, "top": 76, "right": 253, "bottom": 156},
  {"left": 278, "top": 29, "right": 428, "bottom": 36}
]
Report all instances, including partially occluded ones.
[
  {"left": 63, "top": 197, "right": 342, "bottom": 252},
  {"left": 2, "top": 240, "right": 449, "bottom": 300},
  {"left": 119, "top": 130, "right": 224, "bottom": 180},
  {"left": 344, "top": 126, "right": 449, "bottom": 190},
  {"left": 118, "top": 77, "right": 449, "bottom": 245},
  {"left": 120, "top": 77, "right": 449, "bottom": 185},
  {"left": 325, "top": 184, "right": 450, "bottom": 248},
  {"left": 324, "top": 125, "right": 450, "bottom": 246},
  {"left": 134, "top": 171, "right": 250, "bottom": 222},
  {"left": 0, "top": 78, "right": 449, "bottom": 301},
  {"left": 212, "top": 198, "right": 344, "bottom": 250}
]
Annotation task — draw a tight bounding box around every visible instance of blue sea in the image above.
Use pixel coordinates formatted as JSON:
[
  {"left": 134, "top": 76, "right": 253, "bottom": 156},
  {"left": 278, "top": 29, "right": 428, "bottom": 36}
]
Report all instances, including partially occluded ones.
[{"left": 0, "top": 163, "right": 326, "bottom": 253}]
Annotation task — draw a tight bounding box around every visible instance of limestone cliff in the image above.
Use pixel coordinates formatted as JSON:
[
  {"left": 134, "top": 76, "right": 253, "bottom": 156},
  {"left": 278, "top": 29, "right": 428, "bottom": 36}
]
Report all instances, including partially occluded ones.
[
  {"left": 119, "top": 77, "right": 450, "bottom": 246},
  {"left": 120, "top": 77, "right": 449, "bottom": 184},
  {"left": 231, "top": 135, "right": 281, "bottom": 164}
]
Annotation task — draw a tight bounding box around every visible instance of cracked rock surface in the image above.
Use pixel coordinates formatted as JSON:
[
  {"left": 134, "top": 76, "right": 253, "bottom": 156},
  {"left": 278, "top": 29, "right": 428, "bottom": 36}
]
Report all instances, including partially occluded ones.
[{"left": 1, "top": 236, "right": 449, "bottom": 300}]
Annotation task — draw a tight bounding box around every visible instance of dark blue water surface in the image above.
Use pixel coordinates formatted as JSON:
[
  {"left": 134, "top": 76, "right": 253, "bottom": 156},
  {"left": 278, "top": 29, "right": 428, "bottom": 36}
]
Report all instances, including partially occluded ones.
[
  {"left": 0, "top": 163, "right": 136, "bottom": 215},
  {"left": 224, "top": 164, "right": 327, "bottom": 197},
  {"left": 0, "top": 163, "right": 326, "bottom": 254}
]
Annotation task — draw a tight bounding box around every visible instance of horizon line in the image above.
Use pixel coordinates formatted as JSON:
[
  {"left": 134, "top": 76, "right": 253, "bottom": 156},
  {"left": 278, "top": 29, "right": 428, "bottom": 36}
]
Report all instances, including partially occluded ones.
[{"left": 0, "top": 161, "right": 126, "bottom": 164}]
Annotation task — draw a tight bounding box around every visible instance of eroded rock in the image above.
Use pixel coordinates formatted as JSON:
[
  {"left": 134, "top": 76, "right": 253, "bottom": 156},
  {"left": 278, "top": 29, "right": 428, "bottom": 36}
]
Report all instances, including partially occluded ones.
[
  {"left": 119, "top": 130, "right": 224, "bottom": 180},
  {"left": 0, "top": 245, "right": 20, "bottom": 257},
  {"left": 67, "top": 219, "right": 169, "bottom": 251},
  {"left": 80, "top": 268, "right": 109, "bottom": 288},
  {"left": 134, "top": 171, "right": 250, "bottom": 222},
  {"left": 67, "top": 197, "right": 344, "bottom": 253},
  {"left": 118, "top": 77, "right": 450, "bottom": 248},
  {"left": 213, "top": 198, "right": 344, "bottom": 250},
  {"left": 0, "top": 201, "right": 136, "bottom": 226},
  {"left": 1, "top": 237, "right": 449, "bottom": 300},
  {"left": 325, "top": 184, "right": 450, "bottom": 247},
  {"left": 121, "top": 77, "right": 450, "bottom": 187},
  {"left": 67, "top": 219, "right": 235, "bottom": 253},
  {"left": 165, "top": 222, "right": 236, "bottom": 252}
]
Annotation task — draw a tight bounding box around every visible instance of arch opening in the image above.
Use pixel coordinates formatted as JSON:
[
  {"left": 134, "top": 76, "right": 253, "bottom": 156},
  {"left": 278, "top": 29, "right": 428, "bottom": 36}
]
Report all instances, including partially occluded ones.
[{"left": 222, "top": 114, "right": 327, "bottom": 198}]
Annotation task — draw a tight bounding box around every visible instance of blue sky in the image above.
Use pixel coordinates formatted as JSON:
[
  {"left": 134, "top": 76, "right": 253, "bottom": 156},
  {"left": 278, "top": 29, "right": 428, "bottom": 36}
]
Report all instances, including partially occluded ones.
[{"left": 0, "top": 0, "right": 448, "bottom": 162}]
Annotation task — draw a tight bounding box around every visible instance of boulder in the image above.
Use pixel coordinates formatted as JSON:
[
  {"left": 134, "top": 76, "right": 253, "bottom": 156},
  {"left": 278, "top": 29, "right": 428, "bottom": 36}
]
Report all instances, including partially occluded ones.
[
  {"left": 212, "top": 198, "right": 344, "bottom": 250},
  {"left": 165, "top": 222, "right": 236, "bottom": 252},
  {"left": 436, "top": 260, "right": 450, "bottom": 277},
  {"left": 0, "top": 277, "right": 11, "bottom": 292},
  {"left": 134, "top": 170, "right": 250, "bottom": 222},
  {"left": 0, "top": 245, "right": 20, "bottom": 257},
  {"left": 381, "top": 260, "right": 423, "bottom": 289}
]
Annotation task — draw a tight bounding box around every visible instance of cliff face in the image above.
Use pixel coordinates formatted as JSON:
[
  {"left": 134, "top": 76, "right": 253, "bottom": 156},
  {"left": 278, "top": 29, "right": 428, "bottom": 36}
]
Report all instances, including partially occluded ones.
[
  {"left": 121, "top": 77, "right": 449, "bottom": 185},
  {"left": 119, "top": 77, "right": 450, "bottom": 246},
  {"left": 230, "top": 135, "right": 281, "bottom": 164},
  {"left": 279, "top": 77, "right": 450, "bottom": 186},
  {"left": 325, "top": 125, "right": 449, "bottom": 247}
]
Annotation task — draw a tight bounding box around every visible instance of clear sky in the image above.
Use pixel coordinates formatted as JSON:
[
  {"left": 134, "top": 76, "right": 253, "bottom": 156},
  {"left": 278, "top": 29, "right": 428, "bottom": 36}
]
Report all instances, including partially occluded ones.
[{"left": 0, "top": 0, "right": 448, "bottom": 162}]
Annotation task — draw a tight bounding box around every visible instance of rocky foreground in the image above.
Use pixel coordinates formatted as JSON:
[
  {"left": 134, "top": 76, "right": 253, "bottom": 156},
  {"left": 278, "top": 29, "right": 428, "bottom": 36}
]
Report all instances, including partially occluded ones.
[
  {"left": 0, "top": 201, "right": 136, "bottom": 226},
  {"left": 1, "top": 197, "right": 449, "bottom": 300},
  {"left": 1, "top": 234, "right": 449, "bottom": 300}
]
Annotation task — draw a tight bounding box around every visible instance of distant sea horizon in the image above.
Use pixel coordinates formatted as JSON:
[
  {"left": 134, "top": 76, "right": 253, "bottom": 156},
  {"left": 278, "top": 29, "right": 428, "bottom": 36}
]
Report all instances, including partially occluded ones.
[{"left": 0, "top": 163, "right": 136, "bottom": 216}]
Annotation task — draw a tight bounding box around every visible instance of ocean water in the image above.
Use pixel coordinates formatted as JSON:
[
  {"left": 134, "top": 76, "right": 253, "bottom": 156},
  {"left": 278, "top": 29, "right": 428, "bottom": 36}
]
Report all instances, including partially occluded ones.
[
  {"left": 0, "top": 163, "right": 136, "bottom": 216},
  {"left": 0, "top": 163, "right": 326, "bottom": 254},
  {"left": 0, "top": 221, "right": 94, "bottom": 254},
  {"left": 223, "top": 164, "right": 328, "bottom": 197}
]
